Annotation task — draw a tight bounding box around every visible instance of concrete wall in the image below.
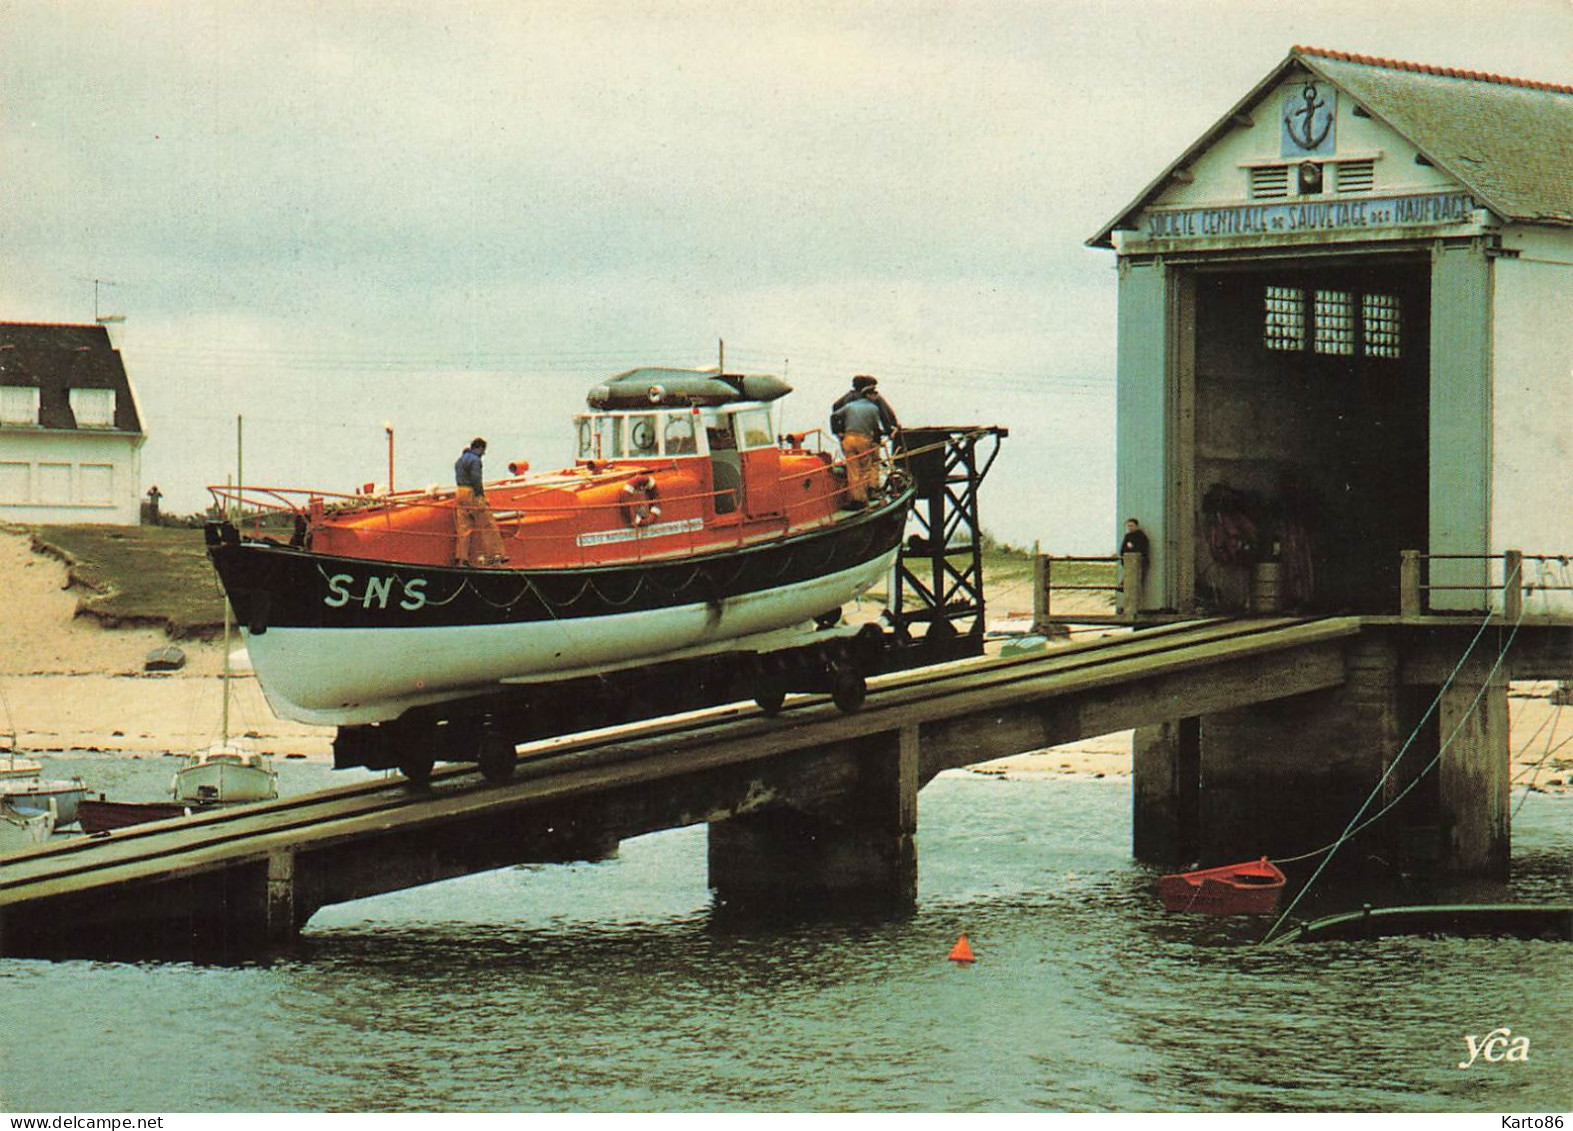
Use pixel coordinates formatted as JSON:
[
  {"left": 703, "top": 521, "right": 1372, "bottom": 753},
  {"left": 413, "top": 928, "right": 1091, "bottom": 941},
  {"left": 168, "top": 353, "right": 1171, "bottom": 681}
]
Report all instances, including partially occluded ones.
[
  {"left": 1115, "top": 260, "right": 1170, "bottom": 610},
  {"left": 0, "top": 430, "right": 145, "bottom": 524},
  {"left": 1428, "top": 240, "right": 1495, "bottom": 611},
  {"left": 1492, "top": 225, "right": 1573, "bottom": 616}
]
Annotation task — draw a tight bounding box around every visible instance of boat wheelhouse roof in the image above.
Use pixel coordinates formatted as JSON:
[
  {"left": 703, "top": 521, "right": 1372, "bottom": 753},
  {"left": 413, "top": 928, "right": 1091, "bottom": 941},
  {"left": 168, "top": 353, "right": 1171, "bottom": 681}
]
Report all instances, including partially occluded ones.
[{"left": 587, "top": 366, "right": 792, "bottom": 410}]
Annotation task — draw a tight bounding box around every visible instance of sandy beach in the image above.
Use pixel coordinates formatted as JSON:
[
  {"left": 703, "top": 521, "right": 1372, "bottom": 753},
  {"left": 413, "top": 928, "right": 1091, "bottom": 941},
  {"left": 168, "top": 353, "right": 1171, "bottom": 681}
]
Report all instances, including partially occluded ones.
[{"left": 0, "top": 528, "right": 1566, "bottom": 793}]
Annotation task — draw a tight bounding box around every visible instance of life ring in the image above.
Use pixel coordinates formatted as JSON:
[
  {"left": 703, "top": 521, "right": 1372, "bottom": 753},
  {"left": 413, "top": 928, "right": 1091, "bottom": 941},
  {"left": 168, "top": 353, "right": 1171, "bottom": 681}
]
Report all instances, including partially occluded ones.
[{"left": 620, "top": 475, "right": 662, "bottom": 527}]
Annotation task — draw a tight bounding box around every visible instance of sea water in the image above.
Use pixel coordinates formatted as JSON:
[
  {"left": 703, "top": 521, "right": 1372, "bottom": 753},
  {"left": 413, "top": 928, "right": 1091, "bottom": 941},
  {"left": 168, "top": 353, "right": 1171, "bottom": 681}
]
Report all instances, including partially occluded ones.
[{"left": 0, "top": 752, "right": 1568, "bottom": 1113}]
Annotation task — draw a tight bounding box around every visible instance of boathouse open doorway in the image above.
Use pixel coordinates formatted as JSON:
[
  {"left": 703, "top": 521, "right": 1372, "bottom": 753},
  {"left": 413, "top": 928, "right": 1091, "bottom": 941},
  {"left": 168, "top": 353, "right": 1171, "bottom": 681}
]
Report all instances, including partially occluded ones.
[{"left": 1183, "top": 257, "right": 1431, "bottom": 614}]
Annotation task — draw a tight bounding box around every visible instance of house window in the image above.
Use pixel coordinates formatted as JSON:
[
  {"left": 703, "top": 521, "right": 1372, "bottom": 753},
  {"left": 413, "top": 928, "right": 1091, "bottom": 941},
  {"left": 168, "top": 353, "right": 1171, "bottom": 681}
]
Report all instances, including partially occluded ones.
[
  {"left": 37, "top": 463, "right": 71, "bottom": 504},
  {"left": 1264, "top": 286, "right": 1305, "bottom": 351},
  {"left": 1363, "top": 293, "right": 1403, "bottom": 358},
  {"left": 0, "top": 386, "right": 39, "bottom": 425},
  {"left": 80, "top": 464, "right": 114, "bottom": 504},
  {"left": 69, "top": 387, "right": 116, "bottom": 428},
  {"left": 0, "top": 462, "right": 28, "bottom": 503},
  {"left": 1314, "top": 290, "right": 1356, "bottom": 356}
]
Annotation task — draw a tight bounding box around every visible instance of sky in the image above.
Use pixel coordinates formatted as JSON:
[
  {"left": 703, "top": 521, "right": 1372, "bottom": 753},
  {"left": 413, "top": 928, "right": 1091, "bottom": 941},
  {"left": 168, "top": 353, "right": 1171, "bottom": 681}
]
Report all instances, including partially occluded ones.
[{"left": 2, "top": 0, "right": 1569, "bottom": 550}]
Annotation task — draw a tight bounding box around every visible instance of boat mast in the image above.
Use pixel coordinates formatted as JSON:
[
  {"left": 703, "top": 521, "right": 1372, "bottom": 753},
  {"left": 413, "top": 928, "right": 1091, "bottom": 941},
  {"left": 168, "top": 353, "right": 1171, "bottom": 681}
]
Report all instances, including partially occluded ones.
[{"left": 221, "top": 416, "right": 243, "bottom": 745}]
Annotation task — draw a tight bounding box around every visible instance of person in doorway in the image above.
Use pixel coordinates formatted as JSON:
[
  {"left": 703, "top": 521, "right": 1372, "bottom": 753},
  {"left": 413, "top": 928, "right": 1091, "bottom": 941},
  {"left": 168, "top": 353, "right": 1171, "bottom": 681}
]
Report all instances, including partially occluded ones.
[
  {"left": 830, "top": 375, "right": 899, "bottom": 509},
  {"left": 454, "top": 437, "right": 507, "bottom": 566},
  {"left": 1117, "top": 517, "right": 1150, "bottom": 618},
  {"left": 144, "top": 484, "right": 163, "bottom": 525},
  {"left": 1119, "top": 517, "right": 1150, "bottom": 563}
]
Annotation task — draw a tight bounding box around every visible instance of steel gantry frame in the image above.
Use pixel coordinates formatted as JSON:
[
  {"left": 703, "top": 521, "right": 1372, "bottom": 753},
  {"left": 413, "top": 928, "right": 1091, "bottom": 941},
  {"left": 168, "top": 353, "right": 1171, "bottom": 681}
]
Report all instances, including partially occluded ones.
[{"left": 886, "top": 425, "right": 1008, "bottom": 663}]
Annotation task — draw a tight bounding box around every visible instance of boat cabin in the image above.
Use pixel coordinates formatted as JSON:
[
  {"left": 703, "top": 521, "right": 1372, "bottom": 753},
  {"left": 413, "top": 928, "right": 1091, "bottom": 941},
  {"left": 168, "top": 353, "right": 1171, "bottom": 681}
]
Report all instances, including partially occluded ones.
[{"left": 291, "top": 367, "right": 852, "bottom": 567}]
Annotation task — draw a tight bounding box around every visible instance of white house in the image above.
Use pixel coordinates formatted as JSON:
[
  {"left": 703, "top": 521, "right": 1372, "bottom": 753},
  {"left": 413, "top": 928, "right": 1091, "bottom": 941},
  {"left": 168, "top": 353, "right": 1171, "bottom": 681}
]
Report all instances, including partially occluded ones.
[
  {"left": 0, "top": 322, "right": 148, "bottom": 525},
  {"left": 1090, "top": 47, "right": 1573, "bottom": 616}
]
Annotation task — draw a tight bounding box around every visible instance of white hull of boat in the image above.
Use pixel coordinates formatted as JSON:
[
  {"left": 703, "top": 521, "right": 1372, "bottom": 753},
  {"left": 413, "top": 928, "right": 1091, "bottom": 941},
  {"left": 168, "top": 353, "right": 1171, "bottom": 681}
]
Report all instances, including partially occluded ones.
[
  {"left": 172, "top": 748, "right": 278, "bottom": 805},
  {"left": 0, "top": 803, "right": 55, "bottom": 853},
  {"left": 2, "top": 778, "right": 89, "bottom": 828},
  {"left": 244, "top": 547, "right": 897, "bottom": 726}
]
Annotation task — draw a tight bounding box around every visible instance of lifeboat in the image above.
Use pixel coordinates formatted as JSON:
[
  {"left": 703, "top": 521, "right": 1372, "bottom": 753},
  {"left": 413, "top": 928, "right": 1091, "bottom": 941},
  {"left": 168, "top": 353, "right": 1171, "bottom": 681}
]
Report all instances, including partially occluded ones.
[{"left": 205, "top": 367, "right": 914, "bottom": 763}]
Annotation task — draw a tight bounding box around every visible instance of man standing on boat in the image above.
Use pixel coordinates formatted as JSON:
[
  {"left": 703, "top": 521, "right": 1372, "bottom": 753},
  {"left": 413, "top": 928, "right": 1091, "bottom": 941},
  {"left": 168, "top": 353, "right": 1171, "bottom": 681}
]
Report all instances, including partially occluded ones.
[
  {"left": 831, "top": 375, "right": 899, "bottom": 510},
  {"left": 454, "top": 437, "right": 506, "bottom": 566}
]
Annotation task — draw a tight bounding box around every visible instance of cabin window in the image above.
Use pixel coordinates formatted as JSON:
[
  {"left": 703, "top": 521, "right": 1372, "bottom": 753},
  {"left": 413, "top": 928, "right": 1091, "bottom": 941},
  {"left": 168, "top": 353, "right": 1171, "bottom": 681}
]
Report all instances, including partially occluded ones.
[
  {"left": 734, "top": 407, "right": 774, "bottom": 450},
  {"left": 69, "top": 387, "right": 116, "bottom": 428},
  {"left": 626, "top": 414, "right": 658, "bottom": 457},
  {"left": 0, "top": 386, "right": 39, "bottom": 425},
  {"left": 576, "top": 417, "right": 594, "bottom": 459},
  {"left": 663, "top": 414, "right": 697, "bottom": 455},
  {"left": 595, "top": 415, "right": 623, "bottom": 458},
  {"left": 1313, "top": 290, "right": 1355, "bottom": 356},
  {"left": 1263, "top": 286, "right": 1304, "bottom": 352}
]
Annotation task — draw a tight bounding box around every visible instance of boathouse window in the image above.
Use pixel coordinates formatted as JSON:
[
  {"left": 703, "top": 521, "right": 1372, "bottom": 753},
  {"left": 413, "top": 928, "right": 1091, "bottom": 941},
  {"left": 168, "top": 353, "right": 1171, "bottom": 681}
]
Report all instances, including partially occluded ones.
[
  {"left": 1363, "top": 293, "right": 1403, "bottom": 358},
  {"left": 1263, "top": 285, "right": 1403, "bottom": 360},
  {"left": 0, "top": 386, "right": 39, "bottom": 425},
  {"left": 69, "top": 387, "right": 116, "bottom": 428},
  {"left": 663, "top": 414, "right": 697, "bottom": 455},
  {"left": 1313, "top": 290, "right": 1356, "bottom": 356},
  {"left": 1263, "top": 286, "right": 1305, "bottom": 351}
]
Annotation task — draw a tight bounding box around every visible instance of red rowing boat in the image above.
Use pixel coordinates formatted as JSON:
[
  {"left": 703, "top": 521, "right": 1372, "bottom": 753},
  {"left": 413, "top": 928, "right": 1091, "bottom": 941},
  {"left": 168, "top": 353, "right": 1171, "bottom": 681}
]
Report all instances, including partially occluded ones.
[{"left": 1158, "top": 856, "right": 1286, "bottom": 916}]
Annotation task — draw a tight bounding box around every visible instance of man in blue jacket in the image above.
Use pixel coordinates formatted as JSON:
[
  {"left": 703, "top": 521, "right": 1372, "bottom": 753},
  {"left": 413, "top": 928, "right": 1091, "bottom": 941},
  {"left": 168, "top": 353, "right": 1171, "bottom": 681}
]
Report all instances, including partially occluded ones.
[
  {"left": 454, "top": 437, "right": 506, "bottom": 566},
  {"left": 830, "top": 376, "right": 899, "bottom": 509}
]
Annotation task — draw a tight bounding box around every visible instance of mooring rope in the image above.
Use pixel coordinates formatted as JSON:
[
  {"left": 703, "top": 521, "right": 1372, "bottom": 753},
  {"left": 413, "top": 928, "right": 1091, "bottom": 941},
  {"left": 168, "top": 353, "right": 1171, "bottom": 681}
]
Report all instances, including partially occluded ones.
[{"left": 1259, "top": 559, "right": 1526, "bottom": 944}]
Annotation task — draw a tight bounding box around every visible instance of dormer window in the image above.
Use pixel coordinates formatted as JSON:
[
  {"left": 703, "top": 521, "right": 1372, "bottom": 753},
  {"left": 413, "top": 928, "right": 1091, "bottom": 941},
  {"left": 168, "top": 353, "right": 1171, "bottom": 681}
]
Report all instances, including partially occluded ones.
[
  {"left": 0, "top": 386, "right": 39, "bottom": 425},
  {"left": 69, "top": 387, "right": 116, "bottom": 428}
]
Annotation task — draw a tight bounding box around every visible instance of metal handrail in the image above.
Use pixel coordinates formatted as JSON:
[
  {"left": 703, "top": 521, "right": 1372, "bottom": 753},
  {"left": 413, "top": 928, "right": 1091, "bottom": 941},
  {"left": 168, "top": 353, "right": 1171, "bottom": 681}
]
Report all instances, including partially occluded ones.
[{"left": 1400, "top": 549, "right": 1573, "bottom": 618}]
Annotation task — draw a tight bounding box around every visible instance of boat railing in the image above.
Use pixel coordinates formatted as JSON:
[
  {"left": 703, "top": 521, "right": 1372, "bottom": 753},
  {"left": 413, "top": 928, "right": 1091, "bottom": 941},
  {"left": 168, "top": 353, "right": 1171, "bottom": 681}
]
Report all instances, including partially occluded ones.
[{"left": 207, "top": 443, "right": 910, "bottom": 569}]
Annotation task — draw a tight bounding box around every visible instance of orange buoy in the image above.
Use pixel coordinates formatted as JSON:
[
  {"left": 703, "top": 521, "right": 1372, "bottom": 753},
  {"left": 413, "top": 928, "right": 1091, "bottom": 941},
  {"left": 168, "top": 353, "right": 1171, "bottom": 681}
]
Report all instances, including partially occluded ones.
[{"left": 948, "top": 934, "right": 976, "bottom": 963}]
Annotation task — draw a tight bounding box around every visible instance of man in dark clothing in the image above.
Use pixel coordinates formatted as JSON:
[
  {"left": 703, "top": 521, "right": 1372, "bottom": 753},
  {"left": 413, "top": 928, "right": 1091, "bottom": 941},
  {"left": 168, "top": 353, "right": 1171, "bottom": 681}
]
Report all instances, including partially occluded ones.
[
  {"left": 830, "top": 376, "right": 898, "bottom": 509},
  {"left": 454, "top": 437, "right": 506, "bottom": 566},
  {"left": 1119, "top": 517, "right": 1150, "bottom": 562},
  {"left": 832, "top": 374, "right": 900, "bottom": 436}
]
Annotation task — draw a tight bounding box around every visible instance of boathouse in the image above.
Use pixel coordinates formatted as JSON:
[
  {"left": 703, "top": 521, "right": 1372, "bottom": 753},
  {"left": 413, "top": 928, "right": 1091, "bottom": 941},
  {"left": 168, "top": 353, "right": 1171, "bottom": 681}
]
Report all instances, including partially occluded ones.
[
  {"left": 1090, "top": 46, "right": 1573, "bottom": 618},
  {"left": 1089, "top": 48, "right": 1573, "bottom": 875},
  {"left": 0, "top": 322, "right": 147, "bottom": 524}
]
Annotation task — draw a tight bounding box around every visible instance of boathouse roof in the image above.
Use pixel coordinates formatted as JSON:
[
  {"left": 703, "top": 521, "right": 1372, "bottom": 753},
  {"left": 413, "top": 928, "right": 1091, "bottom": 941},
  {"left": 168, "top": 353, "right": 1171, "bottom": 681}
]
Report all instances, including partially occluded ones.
[
  {"left": 0, "top": 322, "right": 145, "bottom": 434},
  {"left": 1089, "top": 45, "right": 1573, "bottom": 247}
]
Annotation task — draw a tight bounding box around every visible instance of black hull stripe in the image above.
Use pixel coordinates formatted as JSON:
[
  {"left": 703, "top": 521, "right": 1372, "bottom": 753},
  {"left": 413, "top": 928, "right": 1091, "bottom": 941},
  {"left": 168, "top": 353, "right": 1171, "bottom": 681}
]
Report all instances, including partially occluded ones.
[{"left": 210, "top": 492, "right": 911, "bottom": 631}]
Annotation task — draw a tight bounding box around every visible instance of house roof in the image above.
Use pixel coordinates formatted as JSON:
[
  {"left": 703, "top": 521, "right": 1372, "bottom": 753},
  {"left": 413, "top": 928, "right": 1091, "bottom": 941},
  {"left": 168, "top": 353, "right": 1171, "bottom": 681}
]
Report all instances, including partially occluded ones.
[
  {"left": 0, "top": 322, "right": 144, "bottom": 434},
  {"left": 1089, "top": 46, "right": 1573, "bottom": 248}
]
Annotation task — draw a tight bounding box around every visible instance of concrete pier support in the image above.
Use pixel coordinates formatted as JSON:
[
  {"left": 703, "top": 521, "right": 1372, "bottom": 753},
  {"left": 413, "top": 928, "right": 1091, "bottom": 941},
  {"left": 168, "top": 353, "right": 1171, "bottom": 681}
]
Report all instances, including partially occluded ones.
[
  {"left": 1132, "top": 636, "right": 1414, "bottom": 869},
  {"left": 1437, "top": 654, "right": 1511, "bottom": 875},
  {"left": 1132, "top": 718, "right": 1199, "bottom": 863},
  {"left": 708, "top": 725, "right": 919, "bottom": 911}
]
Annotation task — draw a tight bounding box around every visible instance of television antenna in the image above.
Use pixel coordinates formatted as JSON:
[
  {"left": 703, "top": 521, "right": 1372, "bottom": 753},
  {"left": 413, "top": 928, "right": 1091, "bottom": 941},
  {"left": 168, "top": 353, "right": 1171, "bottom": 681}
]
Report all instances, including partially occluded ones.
[{"left": 74, "top": 277, "right": 126, "bottom": 324}]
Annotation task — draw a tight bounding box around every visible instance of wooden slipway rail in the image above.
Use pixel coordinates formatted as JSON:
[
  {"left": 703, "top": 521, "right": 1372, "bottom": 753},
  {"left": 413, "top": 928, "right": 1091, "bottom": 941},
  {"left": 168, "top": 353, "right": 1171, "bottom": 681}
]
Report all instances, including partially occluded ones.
[{"left": 0, "top": 616, "right": 1358, "bottom": 957}]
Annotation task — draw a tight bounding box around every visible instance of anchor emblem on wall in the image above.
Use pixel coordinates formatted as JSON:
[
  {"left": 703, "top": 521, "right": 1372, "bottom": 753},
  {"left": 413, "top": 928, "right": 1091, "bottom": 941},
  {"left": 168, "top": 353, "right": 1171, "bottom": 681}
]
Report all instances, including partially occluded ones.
[{"left": 1281, "top": 80, "right": 1336, "bottom": 157}]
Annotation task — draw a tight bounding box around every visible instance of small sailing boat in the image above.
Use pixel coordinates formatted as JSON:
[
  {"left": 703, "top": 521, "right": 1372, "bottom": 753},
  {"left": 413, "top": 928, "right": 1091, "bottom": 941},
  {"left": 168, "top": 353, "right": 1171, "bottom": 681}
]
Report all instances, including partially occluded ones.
[{"left": 172, "top": 499, "right": 278, "bottom": 808}]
